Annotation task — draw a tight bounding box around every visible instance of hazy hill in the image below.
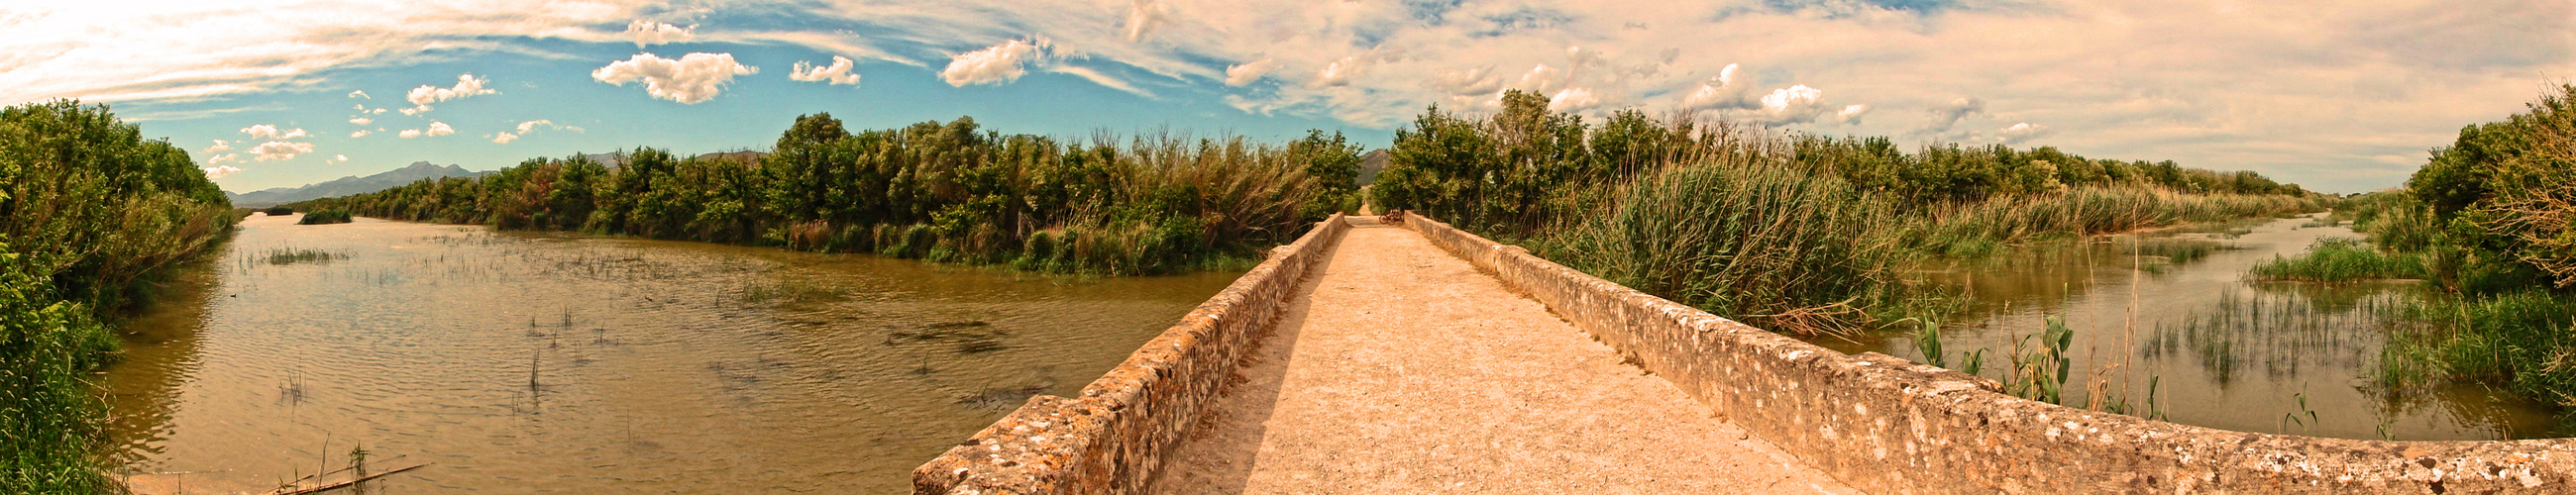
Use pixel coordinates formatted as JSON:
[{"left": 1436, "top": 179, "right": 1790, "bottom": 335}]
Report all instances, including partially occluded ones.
[{"left": 224, "top": 161, "right": 485, "bottom": 207}]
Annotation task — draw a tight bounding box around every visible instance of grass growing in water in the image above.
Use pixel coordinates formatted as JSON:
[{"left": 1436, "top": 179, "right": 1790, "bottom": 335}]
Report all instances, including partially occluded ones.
[
  {"left": 2247, "top": 238, "right": 2426, "bottom": 283},
  {"left": 263, "top": 248, "right": 349, "bottom": 266}
]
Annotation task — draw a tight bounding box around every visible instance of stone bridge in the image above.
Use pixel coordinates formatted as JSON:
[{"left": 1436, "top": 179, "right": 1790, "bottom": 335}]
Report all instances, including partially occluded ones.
[{"left": 914, "top": 214, "right": 2576, "bottom": 494}]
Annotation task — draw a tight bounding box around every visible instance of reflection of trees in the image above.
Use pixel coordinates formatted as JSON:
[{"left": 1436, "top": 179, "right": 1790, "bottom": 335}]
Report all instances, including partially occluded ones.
[
  {"left": 2365, "top": 380, "right": 2566, "bottom": 440},
  {"left": 96, "top": 262, "right": 220, "bottom": 468}
]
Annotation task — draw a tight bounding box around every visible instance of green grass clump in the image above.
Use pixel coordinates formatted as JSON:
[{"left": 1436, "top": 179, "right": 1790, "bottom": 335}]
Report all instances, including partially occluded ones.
[
  {"left": 2379, "top": 291, "right": 2576, "bottom": 409},
  {"left": 2247, "top": 238, "right": 2426, "bottom": 283},
  {"left": 1533, "top": 163, "right": 1900, "bottom": 335},
  {"left": 261, "top": 248, "right": 346, "bottom": 265},
  {"left": 297, "top": 209, "right": 353, "bottom": 225}
]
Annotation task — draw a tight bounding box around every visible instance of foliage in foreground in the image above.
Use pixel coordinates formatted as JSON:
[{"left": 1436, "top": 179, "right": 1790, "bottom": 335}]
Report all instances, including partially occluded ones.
[
  {"left": 295, "top": 117, "right": 1361, "bottom": 275},
  {"left": 1371, "top": 90, "right": 2318, "bottom": 333},
  {"left": 0, "top": 101, "right": 238, "bottom": 492}
]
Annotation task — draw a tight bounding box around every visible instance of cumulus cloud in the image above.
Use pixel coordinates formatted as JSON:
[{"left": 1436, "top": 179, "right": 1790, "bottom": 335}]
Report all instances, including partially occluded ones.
[
  {"left": 591, "top": 52, "right": 759, "bottom": 104},
  {"left": 626, "top": 20, "right": 695, "bottom": 48},
  {"left": 349, "top": 117, "right": 372, "bottom": 126},
  {"left": 1225, "top": 59, "right": 1278, "bottom": 86},
  {"left": 1751, "top": 84, "right": 1833, "bottom": 124},
  {"left": 328, "top": 154, "right": 347, "bottom": 163},
  {"left": 201, "top": 164, "right": 241, "bottom": 179},
  {"left": 1314, "top": 56, "right": 1362, "bottom": 88},
  {"left": 1834, "top": 104, "right": 1872, "bottom": 125},
  {"left": 1549, "top": 87, "right": 1600, "bottom": 112},
  {"left": 248, "top": 141, "right": 312, "bottom": 161},
  {"left": 790, "top": 55, "right": 862, "bottom": 85},
  {"left": 203, "top": 139, "right": 231, "bottom": 153},
  {"left": 1997, "top": 122, "right": 2053, "bottom": 144},
  {"left": 398, "top": 129, "right": 421, "bottom": 139},
  {"left": 1681, "top": 64, "right": 1759, "bottom": 110},
  {"left": 515, "top": 120, "right": 555, "bottom": 134},
  {"left": 403, "top": 73, "right": 496, "bottom": 114},
  {"left": 1921, "top": 97, "right": 1986, "bottom": 134},
  {"left": 350, "top": 130, "right": 372, "bottom": 138},
  {"left": 240, "top": 124, "right": 305, "bottom": 140},
  {"left": 425, "top": 121, "right": 454, "bottom": 137},
  {"left": 1434, "top": 66, "right": 1502, "bottom": 96},
  {"left": 347, "top": 90, "right": 369, "bottom": 99},
  {"left": 491, "top": 132, "right": 519, "bottom": 144},
  {"left": 940, "top": 39, "right": 1048, "bottom": 86}
]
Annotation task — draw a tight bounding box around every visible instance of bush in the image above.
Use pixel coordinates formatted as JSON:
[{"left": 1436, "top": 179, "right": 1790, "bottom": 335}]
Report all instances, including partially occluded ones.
[
  {"left": 2246, "top": 238, "right": 2426, "bottom": 282},
  {"left": 297, "top": 209, "right": 354, "bottom": 225}
]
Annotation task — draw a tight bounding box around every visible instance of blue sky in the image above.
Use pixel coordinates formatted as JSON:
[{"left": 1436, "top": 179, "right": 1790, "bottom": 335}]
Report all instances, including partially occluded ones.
[{"left": 4, "top": 0, "right": 2569, "bottom": 193}]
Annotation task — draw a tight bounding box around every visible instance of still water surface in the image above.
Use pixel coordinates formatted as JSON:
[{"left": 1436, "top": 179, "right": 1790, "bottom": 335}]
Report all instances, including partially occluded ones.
[
  {"left": 1815, "top": 213, "right": 2564, "bottom": 441},
  {"left": 102, "top": 214, "right": 1237, "bottom": 492}
]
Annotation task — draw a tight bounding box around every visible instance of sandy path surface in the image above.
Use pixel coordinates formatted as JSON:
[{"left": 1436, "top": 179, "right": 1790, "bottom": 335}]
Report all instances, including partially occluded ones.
[{"left": 1147, "top": 222, "right": 1860, "bottom": 494}]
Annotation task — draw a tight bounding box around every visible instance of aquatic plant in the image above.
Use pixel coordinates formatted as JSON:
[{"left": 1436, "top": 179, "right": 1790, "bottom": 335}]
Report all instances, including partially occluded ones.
[
  {"left": 298, "top": 209, "right": 354, "bottom": 225},
  {"left": 2247, "top": 238, "right": 2427, "bottom": 283}
]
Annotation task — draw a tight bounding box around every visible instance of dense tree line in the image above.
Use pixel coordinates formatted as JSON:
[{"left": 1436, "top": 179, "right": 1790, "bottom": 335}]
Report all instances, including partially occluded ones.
[
  {"left": 0, "top": 101, "right": 237, "bottom": 492},
  {"left": 296, "top": 116, "right": 1361, "bottom": 274},
  {"left": 1374, "top": 90, "right": 2308, "bottom": 238}
]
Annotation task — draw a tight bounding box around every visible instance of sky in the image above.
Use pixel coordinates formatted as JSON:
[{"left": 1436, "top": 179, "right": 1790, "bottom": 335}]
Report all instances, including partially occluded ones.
[{"left": 3, "top": 0, "right": 2569, "bottom": 194}]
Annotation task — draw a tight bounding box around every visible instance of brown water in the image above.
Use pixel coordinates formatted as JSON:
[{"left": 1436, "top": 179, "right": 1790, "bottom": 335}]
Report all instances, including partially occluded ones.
[
  {"left": 100, "top": 214, "right": 1239, "bottom": 492},
  {"left": 1817, "top": 213, "right": 2567, "bottom": 441}
]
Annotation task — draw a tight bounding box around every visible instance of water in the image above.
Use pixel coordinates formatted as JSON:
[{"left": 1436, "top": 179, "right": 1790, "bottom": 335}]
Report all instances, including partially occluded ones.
[
  {"left": 1815, "top": 213, "right": 2566, "bottom": 441},
  {"left": 100, "top": 214, "right": 1239, "bottom": 492}
]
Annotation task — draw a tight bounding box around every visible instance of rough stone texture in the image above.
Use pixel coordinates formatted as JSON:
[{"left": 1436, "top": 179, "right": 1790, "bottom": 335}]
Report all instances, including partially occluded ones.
[
  {"left": 1145, "top": 222, "right": 1857, "bottom": 493},
  {"left": 1396, "top": 213, "right": 2576, "bottom": 494},
  {"left": 914, "top": 215, "right": 1350, "bottom": 495}
]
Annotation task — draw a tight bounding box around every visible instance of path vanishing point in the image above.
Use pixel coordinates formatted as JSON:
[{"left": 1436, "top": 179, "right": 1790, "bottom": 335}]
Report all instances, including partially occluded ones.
[{"left": 916, "top": 214, "right": 2576, "bottom": 494}]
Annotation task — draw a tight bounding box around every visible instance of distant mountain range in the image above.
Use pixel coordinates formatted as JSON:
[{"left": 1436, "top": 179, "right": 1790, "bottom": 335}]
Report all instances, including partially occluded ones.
[{"left": 223, "top": 161, "right": 485, "bottom": 207}]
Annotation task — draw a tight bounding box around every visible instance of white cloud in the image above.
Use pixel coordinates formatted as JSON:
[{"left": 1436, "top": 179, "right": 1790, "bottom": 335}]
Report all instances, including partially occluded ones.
[
  {"left": 398, "top": 129, "right": 422, "bottom": 139},
  {"left": 1549, "top": 87, "right": 1600, "bottom": 112},
  {"left": 203, "top": 139, "right": 231, "bottom": 153},
  {"left": 1314, "top": 56, "right": 1362, "bottom": 88},
  {"left": 515, "top": 120, "right": 555, "bottom": 134},
  {"left": 1835, "top": 104, "right": 1872, "bottom": 125},
  {"left": 347, "top": 90, "right": 369, "bottom": 99},
  {"left": 240, "top": 124, "right": 305, "bottom": 140},
  {"left": 1682, "top": 64, "right": 1759, "bottom": 111},
  {"left": 425, "top": 121, "right": 454, "bottom": 137},
  {"left": 591, "top": 52, "right": 758, "bottom": 104},
  {"left": 1750, "top": 85, "right": 1832, "bottom": 124},
  {"left": 490, "top": 132, "right": 519, "bottom": 144},
  {"left": 207, "top": 153, "right": 238, "bottom": 164},
  {"left": 1997, "top": 122, "right": 2054, "bottom": 144},
  {"left": 1921, "top": 97, "right": 1986, "bottom": 134},
  {"left": 248, "top": 141, "right": 312, "bottom": 161},
  {"left": 201, "top": 164, "right": 241, "bottom": 179},
  {"left": 1224, "top": 59, "right": 1278, "bottom": 86},
  {"left": 1122, "top": 0, "right": 1167, "bottom": 42},
  {"left": 1434, "top": 66, "right": 1502, "bottom": 96},
  {"left": 790, "top": 55, "right": 862, "bottom": 86},
  {"left": 349, "top": 117, "right": 372, "bottom": 126},
  {"left": 370, "top": 108, "right": 386, "bottom": 115},
  {"left": 940, "top": 39, "right": 1048, "bottom": 86},
  {"left": 328, "top": 154, "right": 347, "bottom": 163},
  {"left": 626, "top": 20, "right": 694, "bottom": 48},
  {"left": 350, "top": 130, "right": 372, "bottom": 138},
  {"left": 403, "top": 73, "right": 496, "bottom": 114}
]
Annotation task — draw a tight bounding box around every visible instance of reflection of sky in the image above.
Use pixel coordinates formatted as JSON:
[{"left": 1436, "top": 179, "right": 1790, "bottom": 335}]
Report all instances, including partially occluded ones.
[{"left": 1827, "top": 215, "right": 2561, "bottom": 441}]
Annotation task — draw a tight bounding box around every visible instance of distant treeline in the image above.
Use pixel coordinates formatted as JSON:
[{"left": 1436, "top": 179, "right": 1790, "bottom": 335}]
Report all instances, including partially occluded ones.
[
  {"left": 294, "top": 116, "right": 1363, "bottom": 275},
  {"left": 0, "top": 101, "right": 237, "bottom": 492},
  {"left": 1373, "top": 90, "right": 2320, "bottom": 333}
]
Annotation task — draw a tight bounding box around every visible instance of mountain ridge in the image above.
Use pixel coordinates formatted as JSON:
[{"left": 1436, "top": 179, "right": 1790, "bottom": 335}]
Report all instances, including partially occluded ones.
[{"left": 223, "top": 161, "right": 485, "bottom": 207}]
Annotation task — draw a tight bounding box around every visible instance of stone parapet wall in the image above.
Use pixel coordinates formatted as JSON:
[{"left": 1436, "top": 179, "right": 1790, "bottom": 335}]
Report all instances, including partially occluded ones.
[
  {"left": 913, "top": 214, "right": 1350, "bottom": 494},
  {"left": 1395, "top": 213, "right": 2576, "bottom": 494}
]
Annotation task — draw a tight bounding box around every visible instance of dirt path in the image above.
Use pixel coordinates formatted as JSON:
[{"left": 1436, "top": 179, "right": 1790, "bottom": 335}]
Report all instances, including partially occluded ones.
[{"left": 1148, "top": 222, "right": 1859, "bottom": 494}]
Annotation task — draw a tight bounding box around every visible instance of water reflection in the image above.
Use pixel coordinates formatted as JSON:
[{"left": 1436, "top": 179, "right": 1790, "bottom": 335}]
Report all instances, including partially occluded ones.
[
  {"left": 1820, "top": 214, "right": 2564, "bottom": 440},
  {"left": 100, "top": 214, "right": 1239, "bottom": 492}
]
